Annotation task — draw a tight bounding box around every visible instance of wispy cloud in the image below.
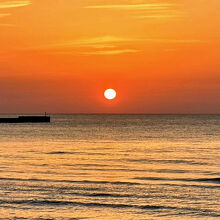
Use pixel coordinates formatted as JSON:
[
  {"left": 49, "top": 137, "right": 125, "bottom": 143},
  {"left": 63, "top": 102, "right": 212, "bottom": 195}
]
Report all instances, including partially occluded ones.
[
  {"left": 57, "top": 36, "right": 133, "bottom": 47},
  {"left": 0, "top": 13, "right": 10, "bottom": 17},
  {"left": 82, "top": 49, "right": 140, "bottom": 55},
  {"left": 89, "top": 44, "right": 117, "bottom": 49},
  {"left": 27, "top": 36, "right": 141, "bottom": 56},
  {"left": 0, "top": 0, "right": 31, "bottom": 9},
  {"left": 85, "top": 3, "right": 173, "bottom": 10},
  {"left": 138, "top": 14, "right": 181, "bottom": 19},
  {"left": 143, "top": 38, "right": 204, "bottom": 43},
  {"left": 85, "top": 2, "right": 183, "bottom": 20}
]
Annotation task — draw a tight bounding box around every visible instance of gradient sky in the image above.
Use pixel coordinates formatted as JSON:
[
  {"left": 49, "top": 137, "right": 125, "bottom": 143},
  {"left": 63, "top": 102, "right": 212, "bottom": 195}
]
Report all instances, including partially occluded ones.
[{"left": 0, "top": 0, "right": 219, "bottom": 113}]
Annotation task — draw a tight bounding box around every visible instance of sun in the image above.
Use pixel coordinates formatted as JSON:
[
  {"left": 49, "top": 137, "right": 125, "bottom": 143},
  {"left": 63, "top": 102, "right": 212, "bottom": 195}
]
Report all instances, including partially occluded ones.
[{"left": 104, "top": 89, "right": 117, "bottom": 100}]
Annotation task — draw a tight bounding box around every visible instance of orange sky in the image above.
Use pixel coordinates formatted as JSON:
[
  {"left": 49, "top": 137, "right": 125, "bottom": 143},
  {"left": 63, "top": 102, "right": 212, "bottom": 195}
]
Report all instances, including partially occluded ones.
[{"left": 0, "top": 0, "right": 219, "bottom": 113}]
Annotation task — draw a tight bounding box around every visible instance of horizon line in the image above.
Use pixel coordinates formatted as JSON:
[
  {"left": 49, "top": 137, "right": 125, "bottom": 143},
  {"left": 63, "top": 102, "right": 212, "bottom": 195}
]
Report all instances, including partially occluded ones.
[{"left": 0, "top": 113, "right": 219, "bottom": 115}]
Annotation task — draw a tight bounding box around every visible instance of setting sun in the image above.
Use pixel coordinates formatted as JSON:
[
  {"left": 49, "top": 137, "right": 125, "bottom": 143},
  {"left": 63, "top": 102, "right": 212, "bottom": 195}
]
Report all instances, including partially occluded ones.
[{"left": 104, "top": 89, "right": 117, "bottom": 100}]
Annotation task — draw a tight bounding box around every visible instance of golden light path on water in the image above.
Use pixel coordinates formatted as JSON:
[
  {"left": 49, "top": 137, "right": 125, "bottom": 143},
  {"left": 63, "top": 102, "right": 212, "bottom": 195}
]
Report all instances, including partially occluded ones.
[{"left": 0, "top": 115, "right": 219, "bottom": 219}]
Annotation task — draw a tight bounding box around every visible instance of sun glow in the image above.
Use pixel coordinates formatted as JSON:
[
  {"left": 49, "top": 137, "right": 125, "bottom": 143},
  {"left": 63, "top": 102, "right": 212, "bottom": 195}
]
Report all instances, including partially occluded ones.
[{"left": 104, "top": 89, "right": 117, "bottom": 100}]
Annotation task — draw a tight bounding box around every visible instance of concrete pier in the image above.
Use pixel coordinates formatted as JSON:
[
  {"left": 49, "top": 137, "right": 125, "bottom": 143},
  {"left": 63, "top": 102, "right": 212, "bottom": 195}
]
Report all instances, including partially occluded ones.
[{"left": 0, "top": 116, "right": 50, "bottom": 123}]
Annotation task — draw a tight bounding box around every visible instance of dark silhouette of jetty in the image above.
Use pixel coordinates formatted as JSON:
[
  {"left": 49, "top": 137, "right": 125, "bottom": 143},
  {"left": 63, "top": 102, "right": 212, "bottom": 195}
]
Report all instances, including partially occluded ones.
[{"left": 0, "top": 115, "right": 50, "bottom": 123}]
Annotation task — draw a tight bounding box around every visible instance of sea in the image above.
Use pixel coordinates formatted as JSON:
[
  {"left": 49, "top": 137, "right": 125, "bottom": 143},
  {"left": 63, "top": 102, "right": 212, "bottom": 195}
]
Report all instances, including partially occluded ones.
[{"left": 0, "top": 114, "right": 219, "bottom": 219}]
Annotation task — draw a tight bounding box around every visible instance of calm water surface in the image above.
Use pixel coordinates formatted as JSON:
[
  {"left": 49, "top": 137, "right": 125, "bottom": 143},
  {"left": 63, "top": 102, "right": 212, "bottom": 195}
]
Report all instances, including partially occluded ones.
[{"left": 0, "top": 115, "right": 219, "bottom": 219}]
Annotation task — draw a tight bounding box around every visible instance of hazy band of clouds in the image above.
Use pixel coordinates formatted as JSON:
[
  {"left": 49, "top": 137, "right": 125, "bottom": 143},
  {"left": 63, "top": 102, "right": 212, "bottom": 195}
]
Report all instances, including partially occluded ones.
[
  {"left": 58, "top": 36, "right": 204, "bottom": 47},
  {"left": 22, "top": 36, "right": 204, "bottom": 56}
]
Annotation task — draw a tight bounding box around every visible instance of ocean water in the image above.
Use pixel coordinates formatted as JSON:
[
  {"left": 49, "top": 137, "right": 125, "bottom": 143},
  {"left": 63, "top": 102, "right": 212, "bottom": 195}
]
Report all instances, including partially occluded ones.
[{"left": 0, "top": 114, "right": 219, "bottom": 219}]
